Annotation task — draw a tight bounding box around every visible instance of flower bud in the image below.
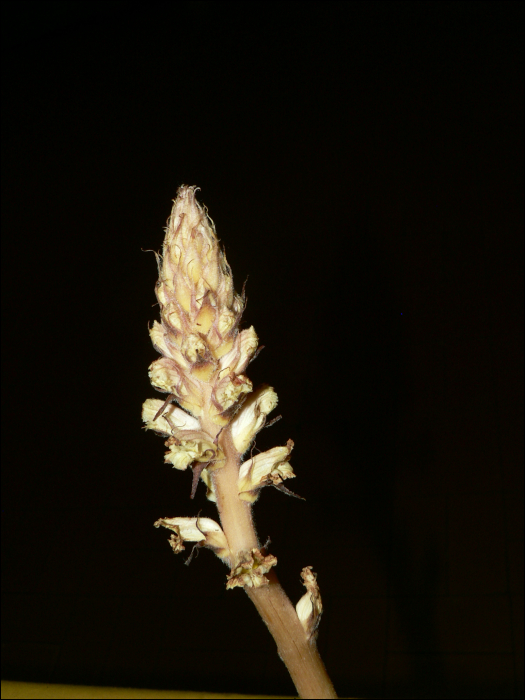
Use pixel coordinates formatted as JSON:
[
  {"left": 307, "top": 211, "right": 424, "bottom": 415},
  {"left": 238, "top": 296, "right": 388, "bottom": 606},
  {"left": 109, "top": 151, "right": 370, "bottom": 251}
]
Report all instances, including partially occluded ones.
[{"left": 296, "top": 566, "right": 323, "bottom": 641}]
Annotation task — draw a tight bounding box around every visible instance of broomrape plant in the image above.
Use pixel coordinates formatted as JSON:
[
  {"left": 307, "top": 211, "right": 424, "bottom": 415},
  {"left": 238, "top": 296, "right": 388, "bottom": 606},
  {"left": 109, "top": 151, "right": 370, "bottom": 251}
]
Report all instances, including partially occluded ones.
[{"left": 143, "top": 186, "right": 337, "bottom": 698}]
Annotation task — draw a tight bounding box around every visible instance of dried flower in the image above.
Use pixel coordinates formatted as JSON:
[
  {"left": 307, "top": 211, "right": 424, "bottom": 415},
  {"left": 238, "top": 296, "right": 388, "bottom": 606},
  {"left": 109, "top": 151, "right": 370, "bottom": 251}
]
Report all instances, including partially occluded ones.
[{"left": 226, "top": 548, "right": 278, "bottom": 589}]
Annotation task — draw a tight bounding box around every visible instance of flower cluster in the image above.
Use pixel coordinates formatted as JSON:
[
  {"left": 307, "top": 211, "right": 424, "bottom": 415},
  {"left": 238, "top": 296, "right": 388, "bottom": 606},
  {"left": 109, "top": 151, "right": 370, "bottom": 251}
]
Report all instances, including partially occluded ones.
[{"left": 146, "top": 185, "right": 255, "bottom": 425}]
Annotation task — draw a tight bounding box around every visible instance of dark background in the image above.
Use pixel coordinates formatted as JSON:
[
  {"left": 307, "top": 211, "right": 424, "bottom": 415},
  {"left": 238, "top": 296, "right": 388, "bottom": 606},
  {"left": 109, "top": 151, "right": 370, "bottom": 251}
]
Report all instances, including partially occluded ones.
[{"left": 1, "top": 1, "right": 523, "bottom": 698}]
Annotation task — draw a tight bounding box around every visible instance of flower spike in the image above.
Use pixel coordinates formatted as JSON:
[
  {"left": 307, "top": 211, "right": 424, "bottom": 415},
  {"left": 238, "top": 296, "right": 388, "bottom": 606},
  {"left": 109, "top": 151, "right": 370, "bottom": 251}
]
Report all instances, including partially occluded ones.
[{"left": 144, "top": 186, "right": 336, "bottom": 698}]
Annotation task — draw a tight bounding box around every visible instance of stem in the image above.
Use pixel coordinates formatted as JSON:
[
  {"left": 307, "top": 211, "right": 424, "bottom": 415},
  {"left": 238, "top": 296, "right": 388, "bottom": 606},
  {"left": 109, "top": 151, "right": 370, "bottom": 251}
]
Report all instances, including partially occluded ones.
[
  {"left": 212, "top": 425, "right": 258, "bottom": 560},
  {"left": 247, "top": 572, "right": 337, "bottom": 699},
  {"left": 201, "top": 406, "right": 337, "bottom": 699}
]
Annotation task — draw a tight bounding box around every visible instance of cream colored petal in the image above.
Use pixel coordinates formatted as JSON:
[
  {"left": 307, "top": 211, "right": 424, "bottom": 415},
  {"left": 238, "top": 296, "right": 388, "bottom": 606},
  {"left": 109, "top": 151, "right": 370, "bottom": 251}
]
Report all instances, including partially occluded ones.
[
  {"left": 148, "top": 357, "right": 204, "bottom": 416},
  {"left": 164, "top": 435, "right": 217, "bottom": 470},
  {"left": 164, "top": 441, "right": 200, "bottom": 470},
  {"left": 235, "top": 326, "right": 258, "bottom": 372},
  {"left": 218, "top": 326, "right": 258, "bottom": 375},
  {"left": 154, "top": 516, "right": 218, "bottom": 541},
  {"left": 296, "top": 590, "right": 312, "bottom": 624},
  {"left": 216, "top": 341, "right": 239, "bottom": 374},
  {"left": 163, "top": 450, "right": 192, "bottom": 470},
  {"left": 214, "top": 373, "right": 252, "bottom": 412},
  {"left": 200, "top": 468, "right": 217, "bottom": 502},
  {"left": 160, "top": 301, "right": 184, "bottom": 333},
  {"left": 148, "top": 320, "right": 171, "bottom": 357},
  {"left": 148, "top": 356, "right": 183, "bottom": 394}
]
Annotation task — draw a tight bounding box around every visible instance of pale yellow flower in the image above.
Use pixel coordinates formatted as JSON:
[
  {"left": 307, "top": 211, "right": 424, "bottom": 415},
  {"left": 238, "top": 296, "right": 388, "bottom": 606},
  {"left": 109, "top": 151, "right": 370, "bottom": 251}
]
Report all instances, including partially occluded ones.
[
  {"left": 230, "top": 384, "right": 279, "bottom": 455},
  {"left": 142, "top": 398, "right": 221, "bottom": 471},
  {"left": 238, "top": 440, "right": 295, "bottom": 502},
  {"left": 142, "top": 398, "right": 200, "bottom": 435},
  {"left": 154, "top": 516, "right": 230, "bottom": 562}
]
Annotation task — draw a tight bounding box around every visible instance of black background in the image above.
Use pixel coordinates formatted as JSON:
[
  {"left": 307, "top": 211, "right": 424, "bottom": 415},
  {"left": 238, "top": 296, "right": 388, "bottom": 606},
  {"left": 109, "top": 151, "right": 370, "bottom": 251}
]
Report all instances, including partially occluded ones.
[{"left": 2, "top": 2, "right": 523, "bottom": 698}]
